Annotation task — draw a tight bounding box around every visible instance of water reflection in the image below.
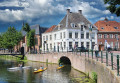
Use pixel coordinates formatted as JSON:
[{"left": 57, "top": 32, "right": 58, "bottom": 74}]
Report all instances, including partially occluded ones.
[{"left": 0, "top": 59, "right": 88, "bottom": 83}]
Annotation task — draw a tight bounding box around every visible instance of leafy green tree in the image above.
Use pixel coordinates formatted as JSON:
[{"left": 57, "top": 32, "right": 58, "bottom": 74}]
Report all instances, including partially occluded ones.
[
  {"left": 104, "top": 0, "right": 120, "bottom": 16},
  {"left": 2, "top": 27, "right": 22, "bottom": 52},
  {"left": 22, "top": 23, "right": 31, "bottom": 32},
  {"left": 0, "top": 34, "right": 3, "bottom": 48},
  {"left": 22, "top": 23, "right": 35, "bottom": 53}
]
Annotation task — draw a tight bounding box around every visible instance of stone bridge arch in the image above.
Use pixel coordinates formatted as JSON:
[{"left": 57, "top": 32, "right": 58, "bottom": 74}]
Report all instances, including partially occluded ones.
[{"left": 59, "top": 56, "right": 71, "bottom": 65}]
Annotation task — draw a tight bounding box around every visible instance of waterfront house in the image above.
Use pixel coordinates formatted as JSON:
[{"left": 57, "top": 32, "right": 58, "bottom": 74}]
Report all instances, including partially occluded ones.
[
  {"left": 95, "top": 18, "right": 120, "bottom": 51},
  {"left": 42, "top": 9, "right": 98, "bottom": 52}
]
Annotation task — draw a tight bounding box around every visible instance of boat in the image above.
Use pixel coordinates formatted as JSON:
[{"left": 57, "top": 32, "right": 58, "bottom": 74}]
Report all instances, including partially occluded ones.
[
  {"left": 34, "top": 68, "right": 47, "bottom": 73},
  {"left": 8, "top": 66, "right": 31, "bottom": 70},
  {"left": 57, "top": 65, "right": 64, "bottom": 70}
]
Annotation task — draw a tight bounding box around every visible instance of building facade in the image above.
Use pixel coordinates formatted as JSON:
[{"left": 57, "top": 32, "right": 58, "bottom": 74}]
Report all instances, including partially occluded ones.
[
  {"left": 95, "top": 18, "right": 120, "bottom": 51},
  {"left": 14, "top": 24, "right": 47, "bottom": 53},
  {"left": 42, "top": 9, "right": 98, "bottom": 52}
]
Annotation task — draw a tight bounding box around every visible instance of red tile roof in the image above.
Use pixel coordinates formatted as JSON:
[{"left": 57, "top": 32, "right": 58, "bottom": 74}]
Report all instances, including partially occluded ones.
[
  {"left": 45, "top": 25, "right": 56, "bottom": 33},
  {"left": 94, "top": 19, "right": 120, "bottom": 32}
]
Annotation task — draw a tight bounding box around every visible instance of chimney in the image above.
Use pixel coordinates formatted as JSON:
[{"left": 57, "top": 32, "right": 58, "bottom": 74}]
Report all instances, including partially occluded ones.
[
  {"left": 78, "top": 10, "right": 82, "bottom": 14},
  {"left": 66, "top": 9, "right": 70, "bottom": 14}
]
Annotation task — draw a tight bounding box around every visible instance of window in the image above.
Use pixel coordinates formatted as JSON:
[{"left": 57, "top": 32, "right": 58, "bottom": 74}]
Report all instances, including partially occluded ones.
[
  {"left": 60, "top": 33, "right": 62, "bottom": 39},
  {"left": 46, "top": 35, "right": 48, "bottom": 41},
  {"left": 54, "top": 34, "right": 56, "bottom": 40},
  {"left": 75, "top": 42, "right": 78, "bottom": 47},
  {"left": 87, "top": 42, "right": 89, "bottom": 49},
  {"left": 50, "top": 35, "right": 52, "bottom": 40},
  {"left": 104, "top": 34, "right": 107, "bottom": 38},
  {"left": 63, "top": 32, "right": 66, "bottom": 38},
  {"left": 75, "top": 32, "right": 78, "bottom": 38},
  {"left": 101, "top": 27, "right": 104, "bottom": 29},
  {"left": 71, "top": 23, "right": 75, "bottom": 28},
  {"left": 64, "top": 42, "right": 66, "bottom": 49},
  {"left": 69, "top": 42, "right": 72, "bottom": 49},
  {"left": 86, "top": 33, "right": 89, "bottom": 39},
  {"left": 109, "top": 34, "right": 113, "bottom": 38},
  {"left": 98, "top": 34, "right": 102, "bottom": 39},
  {"left": 110, "top": 42, "right": 113, "bottom": 48},
  {"left": 50, "top": 43, "right": 52, "bottom": 50},
  {"left": 99, "top": 42, "right": 102, "bottom": 44},
  {"left": 35, "top": 37, "right": 38, "bottom": 45},
  {"left": 69, "top": 32, "right": 72, "bottom": 38},
  {"left": 81, "top": 33, "right": 84, "bottom": 39},
  {"left": 81, "top": 42, "right": 84, "bottom": 47},
  {"left": 81, "top": 25, "right": 84, "bottom": 31},
  {"left": 43, "top": 36, "right": 45, "bottom": 41},
  {"left": 91, "top": 33, "right": 95, "bottom": 39},
  {"left": 114, "top": 27, "right": 118, "bottom": 29},
  {"left": 115, "top": 34, "right": 118, "bottom": 38}
]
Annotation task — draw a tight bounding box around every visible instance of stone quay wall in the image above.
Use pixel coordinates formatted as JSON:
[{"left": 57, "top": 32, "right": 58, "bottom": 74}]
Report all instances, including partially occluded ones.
[{"left": 26, "top": 52, "right": 120, "bottom": 83}]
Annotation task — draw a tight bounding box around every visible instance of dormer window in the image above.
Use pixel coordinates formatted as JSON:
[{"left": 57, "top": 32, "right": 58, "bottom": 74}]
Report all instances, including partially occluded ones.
[
  {"left": 114, "top": 27, "right": 118, "bottom": 29},
  {"left": 101, "top": 27, "right": 104, "bottom": 29},
  {"left": 71, "top": 23, "right": 75, "bottom": 28}
]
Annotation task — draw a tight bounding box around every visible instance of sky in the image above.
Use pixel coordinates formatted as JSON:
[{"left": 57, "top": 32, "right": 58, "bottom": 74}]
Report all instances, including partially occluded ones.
[{"left": 0, "top": 0, "right": 120, "bottom": 33}]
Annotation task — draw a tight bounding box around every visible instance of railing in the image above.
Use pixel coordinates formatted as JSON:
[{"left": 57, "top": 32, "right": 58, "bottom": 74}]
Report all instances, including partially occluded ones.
[{"left": 75, "top": 50, "right": 120, "bottom": 76}]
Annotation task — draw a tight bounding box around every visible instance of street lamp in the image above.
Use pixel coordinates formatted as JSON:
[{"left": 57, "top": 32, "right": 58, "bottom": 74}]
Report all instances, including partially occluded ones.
[{"left": 44, "top": 41, "right": 46, "bottom": 53}]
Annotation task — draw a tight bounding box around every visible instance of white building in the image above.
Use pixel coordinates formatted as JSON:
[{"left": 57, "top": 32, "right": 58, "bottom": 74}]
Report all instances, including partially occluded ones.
[{"left": 42, "top": 9, "right": 98, "bottom": 52}]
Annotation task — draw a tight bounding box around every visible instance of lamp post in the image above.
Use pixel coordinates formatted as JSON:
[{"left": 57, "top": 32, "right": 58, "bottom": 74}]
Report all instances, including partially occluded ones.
[{"left": 44, "top": 41, "right": 46, "bottom": 53}]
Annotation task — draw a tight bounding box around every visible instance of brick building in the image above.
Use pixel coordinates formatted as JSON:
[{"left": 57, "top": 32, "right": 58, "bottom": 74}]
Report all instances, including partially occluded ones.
[
  {"left": 94, "top": 18, "right": 120, "bottom": 51},
  {"left": 14, "top": 24, "right": 47, "bottom": 53}
]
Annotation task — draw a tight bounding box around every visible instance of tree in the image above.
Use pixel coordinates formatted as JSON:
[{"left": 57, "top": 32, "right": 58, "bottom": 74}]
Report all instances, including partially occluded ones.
[
  {"left": 2, "top": 27, "right": 22, "bottom": 52},
  {"left": 22, "top": 23, "right": 35, "bottom": 53},
  {"left": 104, "top": 0, "right": 120, "bottom": 16},
  {"left": 0, "top": 34, "right": 3, "bottom": 48}
]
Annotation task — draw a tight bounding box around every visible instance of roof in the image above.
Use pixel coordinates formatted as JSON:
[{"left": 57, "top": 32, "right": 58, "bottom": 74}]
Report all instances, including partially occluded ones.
[
  {"left": 44, "top": 25, "right": 56, "bottom": 33},
  {"left": 22, "top": 24, "right": 48, "bottom": 36},
  {"left": 94, "top": 19, "right": 120, "bottom": 32},
  {"left": 52, "top": 10, "right": 97, "bottom": 31}
]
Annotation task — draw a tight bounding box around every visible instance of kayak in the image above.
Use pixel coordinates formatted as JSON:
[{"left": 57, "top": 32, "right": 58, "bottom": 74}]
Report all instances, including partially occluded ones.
[
  {"left": 34, "top": 68, "right": 47, "bottom": 73},
  {"left": 8, "top": 66, "right": 31, "bottom": 71},
  {"left": 57, "top": 65, "right": 64, "bottom": 70}
]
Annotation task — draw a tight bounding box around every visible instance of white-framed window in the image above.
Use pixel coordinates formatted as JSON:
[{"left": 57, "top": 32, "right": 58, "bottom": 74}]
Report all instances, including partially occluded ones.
[
  {"left": 75, "top": 42, "right": 78, "bottom": 47},
  {"left": 60, "top": 32, "right": 62, "bottom": 39},
  {"left": 91, "top": 33, "right": 95, "bottom": 39},
  {"left": 81, "top": 42, "right": 84, "bottom": 47},
  {"left": 81, "top": 25, "right": 84, "bottom": 31},
  {"left": 110, "top": 42, "right": 113, "bottom": 48},
  {"left": 115, "top": 34, "right": 118, "bottom": 38},
  {"left": 109, "top": 34, "right": 113, "bottom": 38},
  {"left": 63, "top": 32, "right": 65, "bottom": 38},
  {"left": 75, "top": 32, "right": 78, "bottom": 38},
  {"left": 104, "top": 34, "right": 107, "bottom": 38},
  {"left": 50, "top": 35, "right": 52, "bottom": 40},
  {"left": 81, "top": 33, "right": 84, "bottom": 39},
  {"left": 46, "top": 35, "right": 48, "bottom": 41},
  {"left": 87, "top": 42, "right": 89, "bottom": 49},
  {"left": 43, "top": 36, "right": 45, "bottom": 41},
  {"left": 69, "top": 42, "right": 72, "bottom": 49},
  {"left": 101, "top": 27, "right": 104, "bottom": 29},
  {"left": 54, "top": 34, "right": 56, "bottom": 40},
  {"left": 98, "top": 34, "right": 102, "bottom": 39},
  {"left": 50, "top": 43, "right": 52, "bottom": 50},
  {"left": 69, "top": 32, "right": 72, "bottom": 38},
  {"left": 71, "top": 23, "right": 75, "bottom": 28},
  {"left": 86, "top": 33, "right": 89, "bottom": 39}
]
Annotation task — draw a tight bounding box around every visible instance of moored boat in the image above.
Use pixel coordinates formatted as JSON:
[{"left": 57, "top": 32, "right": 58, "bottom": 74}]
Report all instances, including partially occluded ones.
[
  {"left": 34, "top": 68, "right": 47, "bottom": 73},
  {"left": 57, "top": 65, "right": 64, "bottom": 70}
]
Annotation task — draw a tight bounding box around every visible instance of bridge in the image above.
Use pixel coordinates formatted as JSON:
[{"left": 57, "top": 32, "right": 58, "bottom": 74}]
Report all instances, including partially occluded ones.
[{"left": 26, "top": 51, "right": 120, "bottom": 83}]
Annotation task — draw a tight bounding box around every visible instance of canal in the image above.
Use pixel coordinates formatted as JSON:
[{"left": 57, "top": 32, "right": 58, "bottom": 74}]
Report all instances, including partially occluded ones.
[{"left": 0, "top": 58, "right": 90, "bottom": 83}]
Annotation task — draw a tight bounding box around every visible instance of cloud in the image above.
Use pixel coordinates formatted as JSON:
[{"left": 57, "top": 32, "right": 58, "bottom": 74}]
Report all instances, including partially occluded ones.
[{"left": 0, "top": 0, "right": 115, "bottom": 24}]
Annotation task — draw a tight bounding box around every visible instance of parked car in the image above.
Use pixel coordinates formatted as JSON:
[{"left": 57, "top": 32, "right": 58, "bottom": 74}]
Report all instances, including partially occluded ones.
[{"left": 76, "top": 47, "right": 89, "bottom": 52}]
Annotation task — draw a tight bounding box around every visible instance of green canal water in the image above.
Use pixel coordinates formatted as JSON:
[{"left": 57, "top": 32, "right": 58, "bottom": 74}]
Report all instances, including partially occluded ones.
[{"left": 0, "top": 58, "right": 91, "bottom": 83}]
